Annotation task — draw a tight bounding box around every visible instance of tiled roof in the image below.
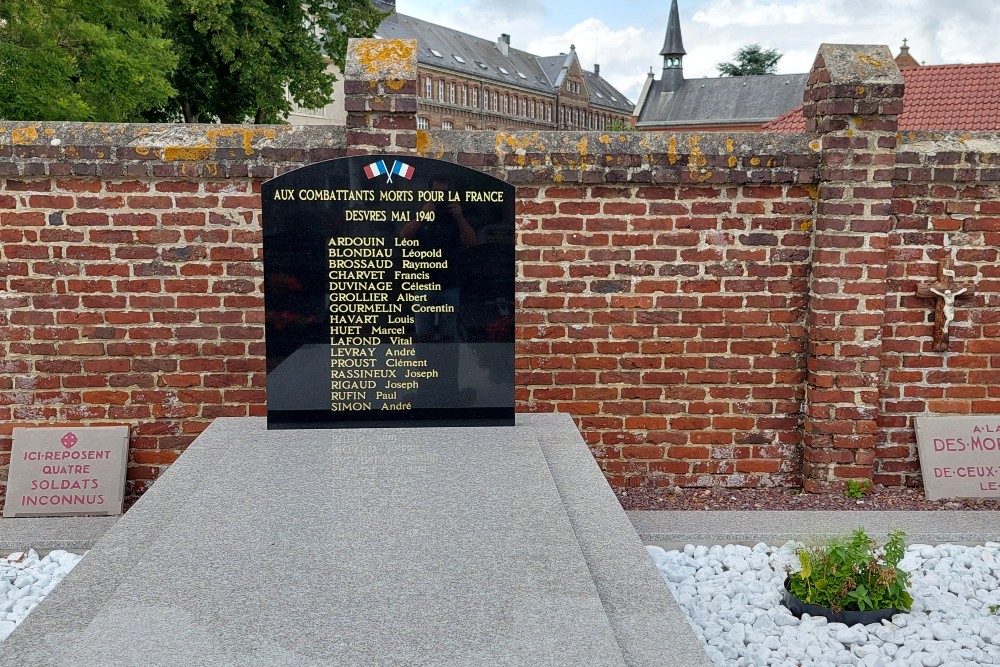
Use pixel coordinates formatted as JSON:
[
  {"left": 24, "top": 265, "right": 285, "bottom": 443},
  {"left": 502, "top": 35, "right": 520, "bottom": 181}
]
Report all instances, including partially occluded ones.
[{"left": 763, "top": 63, "right": 1000, "bottom": 132}]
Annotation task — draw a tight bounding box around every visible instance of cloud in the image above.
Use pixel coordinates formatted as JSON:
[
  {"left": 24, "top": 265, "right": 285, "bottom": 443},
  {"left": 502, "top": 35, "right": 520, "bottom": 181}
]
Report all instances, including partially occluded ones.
[
  {"left": 526, "top": 18, "right": 656, "bottom": 103},
  {"left": 398, "top": 0, "right": 1000, "bottom": 104},
  {"left": 684, "top": 0, "right": 1000, "bottom": 77},
  {"left": 397, "top": 0, "right": 548, "bottom": 47}
]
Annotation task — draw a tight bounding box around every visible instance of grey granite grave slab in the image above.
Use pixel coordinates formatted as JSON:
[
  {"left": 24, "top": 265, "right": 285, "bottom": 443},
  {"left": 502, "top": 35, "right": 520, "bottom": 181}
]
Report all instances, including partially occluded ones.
[
  {"left": 521, "top": 413, "right": 712, "bottom": 667},
  {"left": 0, "top": 516, "right": 118, "bottom": 552},
  {"left": 1, "top": 416, "right": 698, "bottom": 667}
]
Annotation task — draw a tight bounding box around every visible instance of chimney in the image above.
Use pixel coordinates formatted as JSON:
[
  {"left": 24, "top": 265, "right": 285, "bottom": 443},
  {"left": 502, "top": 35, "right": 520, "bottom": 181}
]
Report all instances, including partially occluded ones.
[
  {"left": 594, "top": 64, "right": 600, "bottom": 77},
  {"left": 497, "top": 34, "right": 510, "bottom": 57}
]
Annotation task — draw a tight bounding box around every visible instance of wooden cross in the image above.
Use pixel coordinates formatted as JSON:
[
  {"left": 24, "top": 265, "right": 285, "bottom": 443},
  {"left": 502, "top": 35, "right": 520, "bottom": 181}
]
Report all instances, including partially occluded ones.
[{"left": 915, "top": 258, "right": 976, "bottom": 352}]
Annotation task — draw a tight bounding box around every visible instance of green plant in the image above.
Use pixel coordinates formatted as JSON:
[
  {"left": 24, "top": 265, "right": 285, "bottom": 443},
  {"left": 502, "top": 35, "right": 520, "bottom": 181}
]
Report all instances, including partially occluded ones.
[
  {"left": 604, "top": 119, "right": 634, "bottom": 132},
  {"left": 788, "top": 528, "right": 912, "bottom": 613},
  {"left": 845, "top": 479, "right": 871, "bottom": 500},
  {"left": 989, "top": 604, "right": 1000, "bottom": 614}
]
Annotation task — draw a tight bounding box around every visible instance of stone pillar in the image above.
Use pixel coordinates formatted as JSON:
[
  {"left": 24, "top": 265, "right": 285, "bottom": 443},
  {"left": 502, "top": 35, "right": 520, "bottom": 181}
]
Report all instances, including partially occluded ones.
[
  {"left": 344, "top": 38, "right": 418, "bottom": 155},
  {"left": 800, "top": 45, "right": 904, "bottom": 493}
]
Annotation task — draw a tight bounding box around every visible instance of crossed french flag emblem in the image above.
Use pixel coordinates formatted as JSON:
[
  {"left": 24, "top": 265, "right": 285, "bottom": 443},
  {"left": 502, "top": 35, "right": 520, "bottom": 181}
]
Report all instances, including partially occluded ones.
[{"left": 363, "top": 159, "right": 414, "bottom": 183}]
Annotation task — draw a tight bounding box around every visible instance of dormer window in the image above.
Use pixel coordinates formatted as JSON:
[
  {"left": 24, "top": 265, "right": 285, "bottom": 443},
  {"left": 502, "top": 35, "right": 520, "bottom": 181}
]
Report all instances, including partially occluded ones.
[{"left": 429, "top": 49, "right": 443, "bottom": 58}]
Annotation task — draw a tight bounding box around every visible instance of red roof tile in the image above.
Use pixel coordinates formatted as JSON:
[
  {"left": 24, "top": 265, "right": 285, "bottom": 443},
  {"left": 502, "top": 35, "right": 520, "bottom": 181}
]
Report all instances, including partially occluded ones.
[{"left": 763, "top": 63, "right": 1000, "bottom": 132}]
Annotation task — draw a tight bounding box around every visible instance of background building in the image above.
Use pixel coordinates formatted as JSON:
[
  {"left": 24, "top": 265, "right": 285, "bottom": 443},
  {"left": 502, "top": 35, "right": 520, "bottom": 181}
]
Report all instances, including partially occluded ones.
[
  {"left": 632, "top": 0, "right": 807, "bottom": 132},
  {"left": 288, "top": 2, "right": 634, "bottom": 130}
]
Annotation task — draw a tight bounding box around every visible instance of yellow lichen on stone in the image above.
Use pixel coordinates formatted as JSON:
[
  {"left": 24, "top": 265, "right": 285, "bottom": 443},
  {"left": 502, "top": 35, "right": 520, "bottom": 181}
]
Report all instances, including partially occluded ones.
[
  {"left": 857, "top": 54, "right": 883, "bottom": 68},
  {"left": 164, "top": 145, "right": 214, "bottom": 161},
  {"left": 726, "top": 138, "right": 734, "bottom": 153},
  {"left": 205, "top": 127, "right": 276, "bottom": 156},
  {"left": 554, "top": 173, "right": 564, "bottom": 183},
  {"left": 577, "top": 137, "right": 588, "bottom": 157},
  {"left": 11, "top": 126, "right": 39, "bottom": 144},
  {"left": 809, "top": 140, "right": 821, "bottom": 152},
  {"left": 204, "top": 163, "right": 219, "bottom": 177},
  {"left": 750, "top": 157, "right": 761, "bottom": 167},
  {"left": 800, "top": 220, "right": 815, "bottom": 231},
  {"left": 728, "top": 156, "right": 737, "bottom": 168},
  {"left": 135, "top": 146, "right": 152, "bottom": 156},
  {"left": 668, "top": 136, "right": 678, "bottom": 165},
  {"left": 44, "top": 129, "right": 55, "bottom": 136},
  {"left": 495, "top": 133, "right": 546, "bottom": 164},
  {"left": 599, "top": 134, "right": 612, "bottom": 144},
  {"left": 417, "top": 130, "right": 446, "bottom": 158},
  {"left": 354, "top": 39, "right": 417, "bottom": 80},
  {"left": 856, "top": 86, "right": 865, "bottom": 95},
  {"left": 687, "top": 136, "right": 712, "bottom": 182},
  {"left": 386, "top": 78, "right": 405, "bottom": 91}
]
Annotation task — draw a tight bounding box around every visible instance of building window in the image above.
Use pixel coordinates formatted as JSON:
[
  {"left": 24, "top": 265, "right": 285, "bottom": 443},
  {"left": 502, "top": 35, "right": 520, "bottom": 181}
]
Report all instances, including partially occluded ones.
[
  {"left": 559, "top": 107, "right": 564, "bottom": 126},
  {"left": 442, "top": 120, "right": 453, "bottom": 130},
  {"left": 483, "top": 88, "right": 489, "bottom": 111},
  {"left": 547, "top": 104, "right": 552, "bottom": 122},
  {"left": 522, "top": 97, "right": 527, "bottom": 116},
  {"left": 438, "top": 80, "right": 444, "bottom": 102},
  {"left": 465, "top": 123, "right": 475, "bottom": 130},
  {"left": 449, "top": 83, "right": 456, "bottom": 104},
  {"left": 472, "top": 88, "right": 478, "bottom": 108},
  {"left": 425, "top": 78, "right": 432, "bottom": 99},
  {"left": 462, "top": 86, "right": 468, "bottom": 106},
  {"left": 492, "top": 91, "right": 498, "bottom": 112},
  {"left": 417, "top": 116, "right": 429, "bottom": 130},
  {"left": 530, "top": 100, "right": 535, "bottom": 119},
  {"left": 512, "top": 97, "right": 517, "bottom": 116},
  {"left": 503, "top": 94, "right": 509, "bottom": 114}
]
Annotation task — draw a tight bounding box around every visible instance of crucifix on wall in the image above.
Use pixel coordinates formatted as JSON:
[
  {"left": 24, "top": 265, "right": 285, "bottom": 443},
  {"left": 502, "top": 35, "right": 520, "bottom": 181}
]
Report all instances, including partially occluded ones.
[{"left": 915, "top": 257, "right": 976, "bottom": 352}]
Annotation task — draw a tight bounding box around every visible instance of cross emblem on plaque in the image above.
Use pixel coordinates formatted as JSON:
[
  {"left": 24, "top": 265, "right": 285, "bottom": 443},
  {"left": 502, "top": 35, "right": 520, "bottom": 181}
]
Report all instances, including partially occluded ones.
[{"left": 915, "top": 257, "right": 976, "bottom": 352}]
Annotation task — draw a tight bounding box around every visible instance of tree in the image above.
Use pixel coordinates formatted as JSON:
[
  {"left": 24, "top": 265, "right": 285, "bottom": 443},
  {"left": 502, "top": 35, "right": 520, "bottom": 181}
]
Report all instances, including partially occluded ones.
[
  {"left": 0, "top": 0, "right": 177, "bottom": 121},
  {"left": 160, "top": 0, "right": 386, "bottom": 124},
  {"left": 716, "top": 44, "right": 782, "bottom": 77},
  {"left": 604, "top": 118, "right": 634, "bottom": 132}
]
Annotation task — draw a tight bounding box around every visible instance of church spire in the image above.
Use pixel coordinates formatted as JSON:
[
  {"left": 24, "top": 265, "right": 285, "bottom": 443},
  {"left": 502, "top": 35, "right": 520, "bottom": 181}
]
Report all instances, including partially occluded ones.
[
  {"left": 660, "top": 0, "right": 686, "bottom": 63},
  {"left": 659, "top": 0, "right": 685, "bottom": 91}
]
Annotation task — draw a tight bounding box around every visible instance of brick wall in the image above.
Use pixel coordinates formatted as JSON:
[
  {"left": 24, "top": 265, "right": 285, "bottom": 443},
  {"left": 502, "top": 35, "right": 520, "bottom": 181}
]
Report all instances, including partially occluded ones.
[
  {"left": 877, "top": 136, "right": 1000, "bottom": 486},
  {"left": 1, "top": 40, "right": 998, "bottom": 506}
]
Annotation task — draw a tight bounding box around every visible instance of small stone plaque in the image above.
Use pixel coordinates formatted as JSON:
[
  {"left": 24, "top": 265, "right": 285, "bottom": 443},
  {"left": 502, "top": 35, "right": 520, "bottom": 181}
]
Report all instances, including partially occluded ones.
[
  {"left": 4, "top": 426, "right": 129, "bottom": 517},
  {"left": 915, "top": 416, "right": 1000, "bottom": 500},
  {"left": 261, "top": 155, "right": 515, "bottom": 429}
]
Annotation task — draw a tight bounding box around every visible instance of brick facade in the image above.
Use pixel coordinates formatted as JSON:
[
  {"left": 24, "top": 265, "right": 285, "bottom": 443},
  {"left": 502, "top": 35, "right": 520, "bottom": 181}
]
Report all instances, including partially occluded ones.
[{"left": 1, "top": 40, "right": 998, "bottom": 507}]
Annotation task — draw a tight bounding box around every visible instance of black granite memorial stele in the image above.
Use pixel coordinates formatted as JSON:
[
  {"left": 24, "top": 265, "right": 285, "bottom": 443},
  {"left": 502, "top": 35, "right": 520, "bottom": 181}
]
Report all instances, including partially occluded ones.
[{"left": 262, "top": 155, "right": 515, "bottom": 428}]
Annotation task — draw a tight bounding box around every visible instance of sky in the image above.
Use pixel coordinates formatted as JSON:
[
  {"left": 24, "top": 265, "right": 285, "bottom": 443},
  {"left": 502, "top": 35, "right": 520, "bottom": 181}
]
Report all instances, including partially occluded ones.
[{"left": 397, "top": 0, "right": 1000, "bottom": 104}]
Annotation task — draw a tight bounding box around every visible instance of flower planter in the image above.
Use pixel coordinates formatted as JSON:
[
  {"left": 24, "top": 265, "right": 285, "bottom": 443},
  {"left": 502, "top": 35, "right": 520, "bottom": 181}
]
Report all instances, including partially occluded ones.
[{"left": 781, "top": 578, "right": 900, "bottom": 627}]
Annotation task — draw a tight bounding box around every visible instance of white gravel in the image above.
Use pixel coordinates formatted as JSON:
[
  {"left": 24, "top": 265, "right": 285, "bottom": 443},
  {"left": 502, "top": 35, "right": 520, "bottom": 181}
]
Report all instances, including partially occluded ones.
[
  {"left": 0, "top": 549, "right": 82, "bottom": 641},
  {"left": 649, "top": 541, "right": 1000, "bottom": 667}
]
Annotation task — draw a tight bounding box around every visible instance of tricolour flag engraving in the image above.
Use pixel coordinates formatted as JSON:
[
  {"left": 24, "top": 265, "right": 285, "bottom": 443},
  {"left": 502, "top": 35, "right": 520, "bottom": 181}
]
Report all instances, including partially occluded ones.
[
  {"left": 391, "top": 160, "right": 415, "bottom": 180},
  {"left": 363, "top": 160, "right": 389, "bottom": 180}
]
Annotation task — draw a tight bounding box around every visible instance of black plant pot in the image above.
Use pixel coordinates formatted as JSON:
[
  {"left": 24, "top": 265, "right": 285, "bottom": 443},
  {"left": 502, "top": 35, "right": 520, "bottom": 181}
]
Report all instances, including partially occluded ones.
[{"left": 781, "top": 578, "right": 900, "bottom": 627}]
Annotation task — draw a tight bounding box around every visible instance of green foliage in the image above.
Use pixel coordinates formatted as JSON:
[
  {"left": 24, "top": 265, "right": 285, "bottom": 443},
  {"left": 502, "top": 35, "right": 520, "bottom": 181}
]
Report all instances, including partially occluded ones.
[
  {"left": 158, "top": 0, "right": 386, "bottom": 124},
  {"left": 990, "top": 604, "right": 1000, "bottom": 614},
  {"left": 716, "top": 44, "right": 782, "bottom": 77},
  {"left": 845, "top": 479, "right": 871, "bottom": 500},
  {"left": 604, "top": 118, "right": 634, "bottom": 132},
  {"left": 788, "top": 528, "right": 912, "bottom": 613},
  {"left": 0, "top": 0, "right": 177, "bottom": 121}
]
